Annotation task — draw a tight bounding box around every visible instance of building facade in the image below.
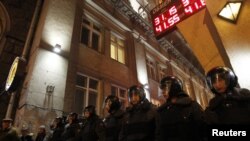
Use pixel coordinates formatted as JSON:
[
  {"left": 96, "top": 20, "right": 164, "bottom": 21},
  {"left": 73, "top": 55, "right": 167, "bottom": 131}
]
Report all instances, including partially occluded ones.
[{"left": 0, "top": 0, "right": 215, "bottom": 133}]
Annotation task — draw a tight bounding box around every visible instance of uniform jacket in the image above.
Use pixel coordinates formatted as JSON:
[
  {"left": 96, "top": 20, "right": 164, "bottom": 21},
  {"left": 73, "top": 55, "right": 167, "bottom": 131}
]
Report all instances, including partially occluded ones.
[
  {"left": 35, "top": 133, "right": 46, "bottom": 141},
  {"left": 61, "top": 122, "right": 80, "bottom": 141},
  {"left": 47, "top": 126, "right": 64, "bottom": 141},
  {"left": 104, "top": 109, "right": 125, "bottom": 141},
  {"left": 155, "top": 93, "right": 205, "bottom": 141},
  {"left": 119, "top": 99, "right": 157, "bottom": 141},
  {"left": 79, "top": 115, "right": 105, "bottom": 141},
  {"left": 205, "top": 87, "right": 250, "bottom": 124},
  {"left": 20, "top": 135, "right": 33, "bottom": 141}
]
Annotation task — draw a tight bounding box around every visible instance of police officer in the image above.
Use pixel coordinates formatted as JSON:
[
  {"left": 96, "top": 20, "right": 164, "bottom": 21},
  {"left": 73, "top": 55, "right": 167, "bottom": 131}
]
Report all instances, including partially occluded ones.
[
  {"left": 119, "top": 85, "right": 156, "bottom": 141},
  {"left": 155, "top": 76, "right": 205, "bottom": 141},
  {"left": 103, "top": 95, "right": 125, "bottom": 141},
  {"left": 47, "top": 117, "right": 64, "bottom": 141},
  {"left": 79, "top": 105, "right": 105, "bottom": 141},
  {"left": 205, "top": 66, "right": 250, "bottom": 124},
  {"left": 61, "top": 112, "right": 80, "bottom": 141}
]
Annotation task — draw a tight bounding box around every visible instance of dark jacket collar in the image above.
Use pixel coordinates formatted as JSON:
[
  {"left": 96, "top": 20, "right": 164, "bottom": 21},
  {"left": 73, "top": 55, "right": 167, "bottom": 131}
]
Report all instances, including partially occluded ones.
[
  {"left": 158, "top": 93, "right": 192, "bottom": 111},
  {"left": 127, "top": 99, "right": 152, "bottom": 112}
]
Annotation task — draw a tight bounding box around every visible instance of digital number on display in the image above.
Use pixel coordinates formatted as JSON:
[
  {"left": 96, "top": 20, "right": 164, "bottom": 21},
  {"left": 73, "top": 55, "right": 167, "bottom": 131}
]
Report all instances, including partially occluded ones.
[{"left": 151, "top": 0, "right": 206, "bottom": 39}]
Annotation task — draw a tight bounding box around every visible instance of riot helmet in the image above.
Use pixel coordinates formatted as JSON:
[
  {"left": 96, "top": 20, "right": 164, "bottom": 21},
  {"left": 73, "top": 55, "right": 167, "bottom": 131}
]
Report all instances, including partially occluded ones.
[
  {"left": 69, "top": 112, "right": 78, "bottom": 117},
  {"left": 84, "top": 105, "right": 96, "bottom": 118},
  {"left": 160, "top": 76, "right": 183, "bottom": 99},
  {"left": 128, "top": 85, "right": 145, "bottom": 105},
  {"left": 206, "top": 66, "right": 237, "bottom": 94},
  {"left": 68, "top": 112, "right": 78, "bottom": 123},
  {"left": 53, "top": 116, "right": 63, "bottom": 128},
  {"left": 105, "top": 95, "right": 121, "bottom": 113}
]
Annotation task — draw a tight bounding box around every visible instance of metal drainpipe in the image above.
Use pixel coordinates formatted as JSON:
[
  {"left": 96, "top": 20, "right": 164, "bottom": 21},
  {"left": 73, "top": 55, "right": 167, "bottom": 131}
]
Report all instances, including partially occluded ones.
[
  {"left": 5, "top": 0, "right": 44, "bottom": 119},
  {"left": 21, "top": 0, "right": 44, "bottom": 60}
]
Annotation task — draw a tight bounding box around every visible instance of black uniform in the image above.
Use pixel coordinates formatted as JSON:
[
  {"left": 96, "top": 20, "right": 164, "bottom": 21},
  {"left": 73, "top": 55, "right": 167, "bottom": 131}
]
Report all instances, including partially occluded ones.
[
  {"left": 104, "top": 95, "right": 125, "bottom": 141},
  {"left": 104, "top": 109, "right": 124, "bottom": 141},
  {"left": 61, "top": 122, "right": 80, "bottom": 141},
  {"left": 20, "top": 135, "right": 33, "bottom": 141},
  {"left": 61, "top": 113, "right": 80, "bottom": 141},
  {"left": 79, "top": 105, "right": 105, "bottom": 141},
  {"left": 156, "top": 76, "right": 206, "bottom": 141},
  {"left": 205, "top": 66, "right": 250, "bottom": 125},
  {"left": 47, "top": 117, "right": 64, "bottom": 141},
  {"left": 119, "top": 99, "right": 156, "bottom": 141},
  {"left": 205, "top": 87, "right": 250, "bottom": 124},
  {"left": 48, "top": 126, "right": 64, "bottom": 141},
  {"left": 155, "top": 93, "right": 205, "bottom": 141}
]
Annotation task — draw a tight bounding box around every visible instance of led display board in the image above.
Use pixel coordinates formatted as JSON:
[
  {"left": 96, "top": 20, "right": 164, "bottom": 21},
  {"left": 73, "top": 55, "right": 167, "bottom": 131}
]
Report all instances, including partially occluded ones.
[{"left": 151, "top": 0, "right": 206, "bottom": 39}]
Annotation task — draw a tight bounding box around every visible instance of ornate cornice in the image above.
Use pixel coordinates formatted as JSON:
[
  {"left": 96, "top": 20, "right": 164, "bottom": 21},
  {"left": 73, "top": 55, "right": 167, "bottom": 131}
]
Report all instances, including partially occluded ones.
[{"left": 105, "top": 0, "right": 204, "bottom": 78}]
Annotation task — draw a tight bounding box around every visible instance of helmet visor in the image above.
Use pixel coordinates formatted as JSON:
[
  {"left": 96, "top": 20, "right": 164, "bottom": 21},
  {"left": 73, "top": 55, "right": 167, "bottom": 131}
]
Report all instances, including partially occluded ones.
[
  {"left": 128, "top": 92, "right": 140, "bottom": 105},
  {"left": 209, "top": 73, "right": 230, "bottom": 93},
  {"left": 160, "top": 82, "right": 172, "bottom": 99},
  {"left": 105, "top": 99, "right": 112, "bottom": 111}
]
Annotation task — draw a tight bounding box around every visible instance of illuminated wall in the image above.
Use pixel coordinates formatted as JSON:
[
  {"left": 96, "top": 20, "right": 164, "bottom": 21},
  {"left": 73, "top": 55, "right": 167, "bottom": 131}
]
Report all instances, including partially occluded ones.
[{"left": 14, "top": 0, "right": 77, "bottom": 132}]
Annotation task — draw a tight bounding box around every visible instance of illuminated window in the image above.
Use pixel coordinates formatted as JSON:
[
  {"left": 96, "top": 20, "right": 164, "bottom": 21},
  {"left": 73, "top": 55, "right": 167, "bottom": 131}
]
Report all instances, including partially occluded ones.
[
  {"left": 110, "top": 33, "right": 126, "bottom": 64},
  {"left": 146, "top": 57, "right": 157, "bottom": 81},
  {"left": 111, "top": 85, "right": 128, "bottom": 110},
  {"left": 80, "top": 18, "right": 102, "bottom": 52},
  {"left": 75, "top": 73, "right": 99, "bottom": 114}
]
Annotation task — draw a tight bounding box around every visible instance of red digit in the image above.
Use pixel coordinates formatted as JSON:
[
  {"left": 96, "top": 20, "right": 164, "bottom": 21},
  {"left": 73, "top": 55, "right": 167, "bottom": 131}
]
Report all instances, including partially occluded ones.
[
  {"left": 168, "top": 14, "right": 180, "bottom": 26},
  {"left": 155, "top": 25, "right": 162, "bottom": 33},
  {"left": 163, "top": 22, "right": 169, "bottom": 30},
  {"left": 200, "top": 0, "right": 206, "bottom": 6},
  {"left": 169, "top": 6, "right": 177, "bottom": 15},
  {"left": 173, "top": 14, "right": 180, "bottom": 23},
  {"left": 184, "top": 6, "right": 193, "bottom": 14},
  {"left": 181, "top": 0, "right": 190, "bottom": 7},
  {"left": 194, "top": 2, "right": 199, "bottom": 9},
  {"left": 154, "top": 17, "right": 160, "bottom": 26}
]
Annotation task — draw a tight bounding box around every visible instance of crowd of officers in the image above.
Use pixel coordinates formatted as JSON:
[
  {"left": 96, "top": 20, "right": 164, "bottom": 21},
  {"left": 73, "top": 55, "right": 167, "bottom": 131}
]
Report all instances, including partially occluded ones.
[{"left": 1, "top": 66, "right": 250, "bottom": 141}]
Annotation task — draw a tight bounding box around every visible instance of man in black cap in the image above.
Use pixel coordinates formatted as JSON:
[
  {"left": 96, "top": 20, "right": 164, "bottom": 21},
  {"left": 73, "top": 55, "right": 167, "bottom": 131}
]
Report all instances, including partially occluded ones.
[{"left": 0, "top": 118, "right": 20, "bottom": 141}]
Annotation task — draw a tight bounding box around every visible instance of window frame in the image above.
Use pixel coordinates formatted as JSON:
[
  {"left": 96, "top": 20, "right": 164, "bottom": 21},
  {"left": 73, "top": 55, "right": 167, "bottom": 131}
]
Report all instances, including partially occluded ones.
[
  {"left": 157, "top": 63, "right": 167, "bottom": 82},
  {"left": 75, "top": 73, "right": 100, "bottom": 114},
  {"left": 80, "top": 16, "right": 103, "bottom": 52},
  {"left": 110, "top": 32, "right": 126, "bottom": 64},
  {"left": 146, "top": 57, "right": 157, "bottom": 81},
  {"left": 110, "top": 84, "right": 128, "bottom": 110}
]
